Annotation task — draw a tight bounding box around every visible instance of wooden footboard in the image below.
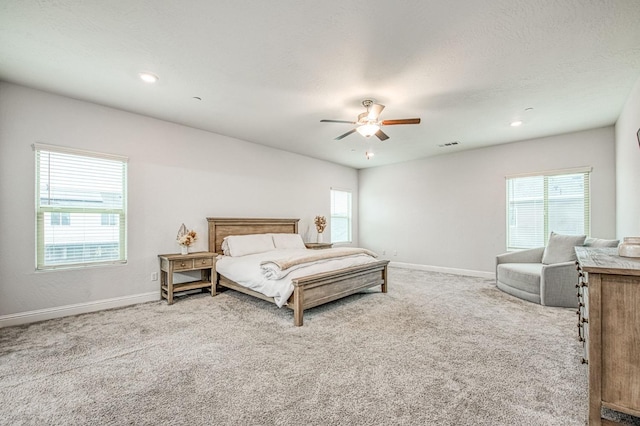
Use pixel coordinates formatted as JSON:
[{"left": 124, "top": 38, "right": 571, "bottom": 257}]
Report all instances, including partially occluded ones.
[{"left": 290, "top": 260, "right": 389, "bottom": 326}]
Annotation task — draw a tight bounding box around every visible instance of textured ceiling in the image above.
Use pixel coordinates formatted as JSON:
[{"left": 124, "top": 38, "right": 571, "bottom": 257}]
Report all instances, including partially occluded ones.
[{"left": 1, "top": 0, "right": 640, "bottom": 169}]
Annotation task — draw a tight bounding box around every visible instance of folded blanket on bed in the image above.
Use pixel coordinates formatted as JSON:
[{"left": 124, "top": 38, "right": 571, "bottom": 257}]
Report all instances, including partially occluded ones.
[{"left": 260, "top": 247, "right": 378, "bottom": 280}]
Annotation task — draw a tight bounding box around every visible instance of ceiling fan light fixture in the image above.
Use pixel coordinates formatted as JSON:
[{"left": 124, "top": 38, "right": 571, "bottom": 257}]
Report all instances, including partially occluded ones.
[
  {"left": 357, "top": 123, "right": 380, "bottom": 137},
  {"left": 139, "top": 72, "right": 159, "bottom": 83}
]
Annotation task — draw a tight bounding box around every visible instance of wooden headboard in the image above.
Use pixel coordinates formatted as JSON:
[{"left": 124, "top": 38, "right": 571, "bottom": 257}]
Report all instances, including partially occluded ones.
[{"left": 206, "top": 217, "right": 300, "bottom": 254}]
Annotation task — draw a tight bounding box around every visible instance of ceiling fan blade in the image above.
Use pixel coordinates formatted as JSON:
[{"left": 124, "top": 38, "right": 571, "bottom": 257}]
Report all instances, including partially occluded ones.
[
  {"left": 321, "top": 119, "right": 356, "bottom": 124},
  {"left": 334, "top": 129, "right": 356, "bottom": 140},
  {"left": 375, "top": 129, "right": 389, "bottom": 141},
  {"left": 381, "top": 118, "right": 421, "bottom": 126},
  {"left": 367, "top": 103, "right": 385, "bottom": 120}
]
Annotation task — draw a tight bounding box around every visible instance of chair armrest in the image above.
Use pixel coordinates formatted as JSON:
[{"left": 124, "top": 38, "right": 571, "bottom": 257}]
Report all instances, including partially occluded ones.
[
  {"left": 496, "top": 247, "right": 545, "bottom": 265},
  {"left": 540, "top": 261, "right": 579, "bottom": 308}
]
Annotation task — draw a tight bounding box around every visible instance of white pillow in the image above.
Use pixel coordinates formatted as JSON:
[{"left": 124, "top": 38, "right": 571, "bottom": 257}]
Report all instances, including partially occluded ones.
[
  {"left": 220, "top": 239, "right": 231, "bottom": 256},
  {"left": 272, "top": 233, "right": 306, "bottom": 249},
  {"left": 224, "top": 234, "right": 276, "bottom": 257},
  {"left": 541, "top": 232, "right": 586, "bottom": 265}
]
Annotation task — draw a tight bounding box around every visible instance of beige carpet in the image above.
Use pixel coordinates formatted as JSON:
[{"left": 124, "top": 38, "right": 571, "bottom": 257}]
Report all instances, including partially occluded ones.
[{"left": 1, "top": 267, "right": 638, "bottom": 425}]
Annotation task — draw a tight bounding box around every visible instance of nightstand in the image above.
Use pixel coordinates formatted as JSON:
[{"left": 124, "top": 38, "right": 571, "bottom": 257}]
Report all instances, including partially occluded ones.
[
  {"left": 158, "top": 252, "right": 216, "bottom": 304},
  {"left": 305, "top": 242, "right": 333, "bottom": 250}
]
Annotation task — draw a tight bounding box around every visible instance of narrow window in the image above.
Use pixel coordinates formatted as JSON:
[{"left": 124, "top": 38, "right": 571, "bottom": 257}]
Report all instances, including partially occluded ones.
[
  {"left": 506, "top": 168, "right": 590, "bottom": 250},
  {"left": 330, "top": 189, "right": 352, "bottom": 244},
  {"left": 34, "top": 143, "right": 128, "bottom": 269}
]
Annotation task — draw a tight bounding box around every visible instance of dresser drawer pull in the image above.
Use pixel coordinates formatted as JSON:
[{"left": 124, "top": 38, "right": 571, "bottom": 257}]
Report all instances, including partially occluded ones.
[
  {"left": 581, "top": 357, "right": 588, "bottom": 365},
  {"left": 180, "top": 262, "right": 186, "bottom": 267},
  {"left": 201, "top": 259, "right": 207, "bottom": 264}
]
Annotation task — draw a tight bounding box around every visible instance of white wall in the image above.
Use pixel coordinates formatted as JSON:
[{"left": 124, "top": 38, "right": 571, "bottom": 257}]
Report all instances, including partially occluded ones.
[
  {"left": 359, "top": 127, "right": 616, "bottom": 274},
  {"left": 615, "top": 76, "right": 640, "bottom": 238},
  {"left": 0, "top": 82, "right": 358, "bottom": 323}
]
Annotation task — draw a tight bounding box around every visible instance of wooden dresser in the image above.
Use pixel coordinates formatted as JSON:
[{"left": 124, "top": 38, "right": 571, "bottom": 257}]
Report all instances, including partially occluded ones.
[{"left": 575, "top": 247, "right": 640, "bottom": 425}]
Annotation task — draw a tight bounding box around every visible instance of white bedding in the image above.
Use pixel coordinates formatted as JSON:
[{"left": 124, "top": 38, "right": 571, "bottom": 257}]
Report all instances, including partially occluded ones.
[{"left": 215, "top": 248, "right": 378, "bottom": 308}]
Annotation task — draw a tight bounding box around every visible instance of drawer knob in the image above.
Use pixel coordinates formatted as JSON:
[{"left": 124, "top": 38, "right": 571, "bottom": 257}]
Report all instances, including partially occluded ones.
[
  {"left": 180, "top": 262, "right": 186, "bottom": 267},
  {"left": 202, "top": 259, "right": 206, "bottom": 264}
]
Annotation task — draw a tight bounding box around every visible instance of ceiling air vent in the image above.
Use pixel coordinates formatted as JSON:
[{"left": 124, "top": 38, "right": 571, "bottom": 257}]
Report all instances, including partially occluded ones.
[{"left": 438, "top": 141, "right": 460, "bottom": 148}]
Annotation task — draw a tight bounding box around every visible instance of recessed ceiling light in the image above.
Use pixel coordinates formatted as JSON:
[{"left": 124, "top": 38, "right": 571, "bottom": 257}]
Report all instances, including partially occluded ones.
[
  {"left": 510, "top": 120, "right": 523, "bottom": 127},
  {"left": 139, "top": 72, "right": 159, "bottom": 83}
]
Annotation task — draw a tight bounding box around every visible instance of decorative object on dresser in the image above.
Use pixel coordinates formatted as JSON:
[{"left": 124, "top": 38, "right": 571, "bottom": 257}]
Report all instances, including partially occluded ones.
[
  {"left": 314, "top": 215, "right": 326, "bottom": 243},
  {"left": 176, "top": 223, "right": 197, "bottom": 255},
  {"left": 158, "top": 252, "right": 216, "bottom": 304},
  {"left": 496, "top": 233, "right": 619, "bottom": 308},
  {"left": 618, "top": 237, "right": 640, "bottom": 258},
  {"left": 305, "top": 242, "right": 333, "bottom": 250},
  {"left": 207, "top": 217, "right": 389, "bottom": 326},
  {"left": 575, "top": 247, "right": 640, "bottom": 425}
]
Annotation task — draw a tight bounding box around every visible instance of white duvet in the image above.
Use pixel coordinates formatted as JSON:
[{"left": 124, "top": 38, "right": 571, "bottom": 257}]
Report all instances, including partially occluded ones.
[{"left": 215, "top": 248, "right": 378, "bottom": 308}]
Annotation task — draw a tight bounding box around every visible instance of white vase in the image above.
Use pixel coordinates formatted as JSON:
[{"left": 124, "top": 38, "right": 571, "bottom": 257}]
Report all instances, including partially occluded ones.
[
  {"left": 317, "top": 233, "right": 323, "bottom": 243},
  {"left": 181, "top": 245, "right": 189, "bottom": 255}
]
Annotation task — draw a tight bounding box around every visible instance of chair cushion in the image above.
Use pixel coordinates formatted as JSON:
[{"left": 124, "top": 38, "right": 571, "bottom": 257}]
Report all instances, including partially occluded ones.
[
  {"left": 541, "top": 232, "right": 586, "bottom": 265},
  {"left": 496, "top": 263, "right": 543, "bottom": 295},
  {"left": 584, "top": 237, "right": 619, "bottom": 248}
]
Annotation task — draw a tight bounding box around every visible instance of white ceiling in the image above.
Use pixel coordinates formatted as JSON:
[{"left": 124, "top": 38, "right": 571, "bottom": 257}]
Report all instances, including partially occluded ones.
[{"left": 2, "top": 1, "right": 640, "bottom": 169}]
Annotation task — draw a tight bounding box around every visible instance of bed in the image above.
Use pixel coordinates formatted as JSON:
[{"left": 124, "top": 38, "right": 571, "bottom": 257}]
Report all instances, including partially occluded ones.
[{"left": 207, "top": 217, "right": 389, "bottom": 326}]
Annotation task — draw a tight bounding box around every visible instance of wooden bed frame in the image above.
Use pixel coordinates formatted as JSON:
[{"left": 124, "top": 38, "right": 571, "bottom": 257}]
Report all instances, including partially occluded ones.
[{"left": 207, "top": 217, "right": 389, "bottom": 326}]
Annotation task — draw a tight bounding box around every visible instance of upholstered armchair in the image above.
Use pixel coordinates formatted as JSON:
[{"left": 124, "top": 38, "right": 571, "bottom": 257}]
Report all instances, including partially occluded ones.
[{"left": 495, "top": 233, "right": 619, "bottom": 308}]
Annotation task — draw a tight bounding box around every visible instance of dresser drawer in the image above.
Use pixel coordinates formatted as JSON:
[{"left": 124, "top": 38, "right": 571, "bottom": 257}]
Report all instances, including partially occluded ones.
[{"left": 581, "top": 323, "right": 589, "bottom": 364}]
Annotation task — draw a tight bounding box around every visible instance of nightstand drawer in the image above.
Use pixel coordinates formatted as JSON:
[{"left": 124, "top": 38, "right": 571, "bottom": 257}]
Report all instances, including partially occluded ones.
[
  {"left": 173, "top": 259, "right": 194, "bottom": 271},
  {"left": 193, "top": 257, "right": 214, "bottom": 268}
]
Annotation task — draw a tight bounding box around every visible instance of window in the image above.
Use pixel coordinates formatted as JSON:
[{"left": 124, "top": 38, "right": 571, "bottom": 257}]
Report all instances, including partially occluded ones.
[
  {"left": 34, "top": 143, "right": 128, "bottom": 269},
  {"left": 50, "top": 212, "right": 70, "bottom": 226},
  {"left": 330, "top": 189, "right": 352, "bottom": 243},
  {"left": 101, "top": 213, "right": 118, "bottom": 226},
  {"left": 506, "top": 167, "right": 590, "bottom": 250}
]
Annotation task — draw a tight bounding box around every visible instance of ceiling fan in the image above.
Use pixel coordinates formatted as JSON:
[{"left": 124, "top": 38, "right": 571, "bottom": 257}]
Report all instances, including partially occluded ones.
[{"left": 321, "top": 99, "right": 420, "bottom": 141}]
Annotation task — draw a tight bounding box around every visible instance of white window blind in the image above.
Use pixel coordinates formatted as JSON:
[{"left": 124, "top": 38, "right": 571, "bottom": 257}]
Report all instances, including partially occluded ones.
[
  {"left": 330, "top": 189, "right": 352, "bottom": 243},
  {"left": 34, "top": 143, "right": 128, "bottom": 269},
  {"left": 506, "top": 168, "right": 590, "bottom": 250}
]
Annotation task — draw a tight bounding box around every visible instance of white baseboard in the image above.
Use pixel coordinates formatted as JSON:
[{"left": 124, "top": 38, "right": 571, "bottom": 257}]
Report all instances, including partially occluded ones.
[
  {"left": 0, "top": 291, "right": 160, "bottom": 328},
  {"left": 389, "top": 261, "right": 496, "bottom": 280},
  {"left": 1, "top": 265, "right": 494, "bottom": 328}
]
